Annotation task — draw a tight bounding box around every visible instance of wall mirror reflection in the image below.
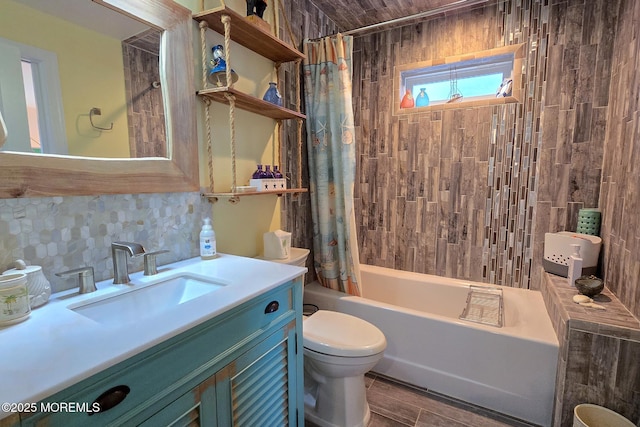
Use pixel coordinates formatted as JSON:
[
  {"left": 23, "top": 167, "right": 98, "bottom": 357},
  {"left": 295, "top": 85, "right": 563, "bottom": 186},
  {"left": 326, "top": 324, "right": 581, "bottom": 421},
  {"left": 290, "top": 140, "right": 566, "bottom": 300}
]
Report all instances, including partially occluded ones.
[{"left": 0, "top": 0, "right": 167, "bottom": 158}]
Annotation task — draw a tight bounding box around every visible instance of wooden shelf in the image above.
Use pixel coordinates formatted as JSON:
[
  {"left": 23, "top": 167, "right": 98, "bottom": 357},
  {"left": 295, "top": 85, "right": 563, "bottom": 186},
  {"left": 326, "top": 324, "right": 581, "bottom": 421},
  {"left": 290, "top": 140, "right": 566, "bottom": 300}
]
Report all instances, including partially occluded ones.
[
  {"left": 203, "top": 188, "right": 308, "bottom": 203},
  {"left": 198, "top": 87, "right": 305, "bottom": 120},
  {"left": 193, "top": 6, "right": 305, "bottom": 63}
]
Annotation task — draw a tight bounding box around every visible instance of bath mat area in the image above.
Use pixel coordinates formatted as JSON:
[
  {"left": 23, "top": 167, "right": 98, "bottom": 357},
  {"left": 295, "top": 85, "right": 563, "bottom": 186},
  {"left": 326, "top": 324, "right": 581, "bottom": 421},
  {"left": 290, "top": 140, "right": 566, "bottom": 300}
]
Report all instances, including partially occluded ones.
[{"left": 459, "top": 286, "right": 503, "bottom": 327}]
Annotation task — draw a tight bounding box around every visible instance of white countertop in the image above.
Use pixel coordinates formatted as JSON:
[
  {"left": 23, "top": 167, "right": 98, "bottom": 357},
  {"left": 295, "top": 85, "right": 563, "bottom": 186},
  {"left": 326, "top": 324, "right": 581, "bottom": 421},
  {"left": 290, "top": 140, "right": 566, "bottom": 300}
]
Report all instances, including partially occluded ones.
[{"left": 0, "top": 254, "right": 306, "bottom": 420}]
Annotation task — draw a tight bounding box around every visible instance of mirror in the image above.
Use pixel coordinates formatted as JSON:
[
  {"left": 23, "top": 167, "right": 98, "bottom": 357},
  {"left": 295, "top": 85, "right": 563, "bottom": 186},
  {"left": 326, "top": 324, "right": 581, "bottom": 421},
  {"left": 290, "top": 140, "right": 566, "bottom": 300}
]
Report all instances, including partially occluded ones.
[
  {"left": 0, "top": 0, "right": 166, "bottom": 158},
  {"left": 0, "top": 0, "right": 199, "bottom": 198}
]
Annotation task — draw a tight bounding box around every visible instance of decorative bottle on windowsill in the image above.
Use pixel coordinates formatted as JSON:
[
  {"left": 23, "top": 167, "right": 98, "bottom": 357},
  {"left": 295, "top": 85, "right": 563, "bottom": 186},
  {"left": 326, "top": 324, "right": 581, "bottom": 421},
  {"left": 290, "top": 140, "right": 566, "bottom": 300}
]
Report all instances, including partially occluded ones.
[
  {"left": 263, "top": 82, "right": 282, "bottom": 107},
  {"left": 273, "top": 165, "right": 283, "bottom": 179},
  {"left": 415, "top": 88, "right": 430, "bottom": 107},
  {"left": 400, "top": 89, "right": 414, "bottom": 109}
]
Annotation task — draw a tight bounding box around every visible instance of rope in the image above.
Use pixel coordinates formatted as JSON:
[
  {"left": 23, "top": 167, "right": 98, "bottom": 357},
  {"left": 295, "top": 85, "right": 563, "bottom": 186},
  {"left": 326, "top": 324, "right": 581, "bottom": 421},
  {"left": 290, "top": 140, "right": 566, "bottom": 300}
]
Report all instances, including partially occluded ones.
[
  {"left": 199, "top": 21, "right": 208, "bottom": 90},
  {"left": 276, "top": 120, "right": 282, "bottom": 175},
  {"left": 295, "top": 59, "right": 303, "bottom": 188},
  {"left": 277, "top": 0, "right": 298, "bottom": 47},
  {"left": 225, "top": 93, "right": 237, "bottom": 192},
  {"left": 221, "top": 15, "right": 233, "bottom": 88},
  {"left": 204, "top": 98, "right": 214, "bottom": 192}
]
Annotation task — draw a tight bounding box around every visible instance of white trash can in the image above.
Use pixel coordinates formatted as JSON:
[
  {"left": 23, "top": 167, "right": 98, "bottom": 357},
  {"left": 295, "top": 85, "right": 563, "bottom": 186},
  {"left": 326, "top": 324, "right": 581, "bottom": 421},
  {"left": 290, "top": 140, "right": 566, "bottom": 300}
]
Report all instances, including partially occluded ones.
[{"left": 574, "top": 404, "right": 635, "bottom": 427}]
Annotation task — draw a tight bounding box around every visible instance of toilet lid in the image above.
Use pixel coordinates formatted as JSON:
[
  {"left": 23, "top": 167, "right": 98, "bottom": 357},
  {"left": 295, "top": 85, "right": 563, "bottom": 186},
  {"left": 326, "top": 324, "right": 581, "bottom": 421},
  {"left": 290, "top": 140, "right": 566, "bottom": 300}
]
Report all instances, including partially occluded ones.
[{"left": 303, "top": 310, "right": 386, "bottom": 357}]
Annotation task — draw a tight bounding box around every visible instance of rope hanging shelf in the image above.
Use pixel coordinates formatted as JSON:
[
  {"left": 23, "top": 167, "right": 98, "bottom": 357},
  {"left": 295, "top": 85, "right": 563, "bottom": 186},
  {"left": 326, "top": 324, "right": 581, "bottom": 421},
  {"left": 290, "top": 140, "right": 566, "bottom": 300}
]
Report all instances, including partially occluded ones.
[{"left": 194, "top": 3, "right": 306, "bottom": 204}]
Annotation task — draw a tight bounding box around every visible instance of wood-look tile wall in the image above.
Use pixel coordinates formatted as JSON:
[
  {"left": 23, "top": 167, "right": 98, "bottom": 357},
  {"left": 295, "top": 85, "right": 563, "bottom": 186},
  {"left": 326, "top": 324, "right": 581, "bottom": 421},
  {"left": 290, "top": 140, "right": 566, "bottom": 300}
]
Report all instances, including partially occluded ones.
[
  {"left": 122, "top": 30, "right": 166, "bottom": 158},
  {"left": 599, "top": 0, "right": 640, "bottom": 320},
  {"left": 278, "top": 0, "right": 338, "bottom": 282},
  {"left": 531, "top": 0, "right": 620, "bottom": 291},
  {"left": 351, "top": 1, "right": 550, "bottom": 288}
]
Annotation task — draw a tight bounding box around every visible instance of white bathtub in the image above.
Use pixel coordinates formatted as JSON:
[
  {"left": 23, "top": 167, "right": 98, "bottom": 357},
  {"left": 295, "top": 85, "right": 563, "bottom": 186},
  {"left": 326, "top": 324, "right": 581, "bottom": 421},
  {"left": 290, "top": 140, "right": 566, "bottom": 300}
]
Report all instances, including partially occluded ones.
[{"left": 303, "top": 264, "right": 559, "bottom": 426}]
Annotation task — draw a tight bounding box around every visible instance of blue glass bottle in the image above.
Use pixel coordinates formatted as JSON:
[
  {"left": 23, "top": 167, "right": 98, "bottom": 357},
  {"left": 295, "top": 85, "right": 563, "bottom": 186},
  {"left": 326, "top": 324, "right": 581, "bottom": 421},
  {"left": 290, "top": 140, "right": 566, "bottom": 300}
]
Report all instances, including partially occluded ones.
[
  {"left": 273, "top": 165, "right": 283, "bottom": 179},
  {"left": 415, "top": 88, "right": 430, "bottom": 107},
  {"left": 263, "top": 82, "right": 282, "bottom": 106}
]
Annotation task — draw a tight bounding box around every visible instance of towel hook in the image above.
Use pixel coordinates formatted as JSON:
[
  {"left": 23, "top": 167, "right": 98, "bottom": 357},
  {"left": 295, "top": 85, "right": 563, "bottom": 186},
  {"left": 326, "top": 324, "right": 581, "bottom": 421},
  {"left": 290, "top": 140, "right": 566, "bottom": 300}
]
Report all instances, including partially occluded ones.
[{"left": 89, "top": 107, "right": 113, "bottom": 131}]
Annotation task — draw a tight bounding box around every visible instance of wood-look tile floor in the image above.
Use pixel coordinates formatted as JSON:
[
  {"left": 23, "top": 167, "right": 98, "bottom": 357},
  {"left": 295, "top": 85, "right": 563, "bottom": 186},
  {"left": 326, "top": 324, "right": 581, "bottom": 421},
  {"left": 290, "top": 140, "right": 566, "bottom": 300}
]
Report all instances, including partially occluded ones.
[{"left": 305, "top": 373, "right": 539, "bottom": 427}]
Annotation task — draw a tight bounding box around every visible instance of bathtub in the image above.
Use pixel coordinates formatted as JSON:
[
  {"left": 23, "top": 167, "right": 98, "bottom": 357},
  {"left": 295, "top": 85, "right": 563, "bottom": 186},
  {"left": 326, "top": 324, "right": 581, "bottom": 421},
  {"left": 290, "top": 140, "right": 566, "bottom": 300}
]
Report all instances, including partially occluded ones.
[{"left": 303, "top": 264, "right": 559, "bottom": 427}]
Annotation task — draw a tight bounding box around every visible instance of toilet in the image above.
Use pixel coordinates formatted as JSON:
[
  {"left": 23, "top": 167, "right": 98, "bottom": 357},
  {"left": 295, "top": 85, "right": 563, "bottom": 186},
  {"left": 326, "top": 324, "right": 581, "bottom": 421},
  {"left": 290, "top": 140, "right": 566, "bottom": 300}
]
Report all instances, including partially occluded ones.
[
  {"left": 303, "top": 310, "right": 386, "bottom": 427},
  {"left": 260, "top": 248, "right": 387, "bottom": 426}
]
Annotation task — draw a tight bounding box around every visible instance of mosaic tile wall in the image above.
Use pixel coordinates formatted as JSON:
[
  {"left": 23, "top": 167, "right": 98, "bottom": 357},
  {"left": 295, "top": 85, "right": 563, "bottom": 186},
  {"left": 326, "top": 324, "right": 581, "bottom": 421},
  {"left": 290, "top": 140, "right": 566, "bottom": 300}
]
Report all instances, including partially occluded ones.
[
  {"left": 351, "top": 1, "right": 549, "bottom": 288},
  {"left": 599, "top": 0, "right": 640, "bottom": 319},
  {"left": 0, "top": 192, "right": 207, "bottom": 293},
  {"left": 278, "top": 0, "right": 338, "bottom": 283}
]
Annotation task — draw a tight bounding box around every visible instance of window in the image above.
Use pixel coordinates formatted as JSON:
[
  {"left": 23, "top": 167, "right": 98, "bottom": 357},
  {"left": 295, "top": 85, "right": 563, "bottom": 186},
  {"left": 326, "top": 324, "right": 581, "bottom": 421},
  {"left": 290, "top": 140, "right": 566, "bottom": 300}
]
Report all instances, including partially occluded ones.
[
  {"left": 395, "top": 45, "right": 523, "bottom": 113},
  {"left": 21, "top": 60, "right": 42, "bottom": 153}
]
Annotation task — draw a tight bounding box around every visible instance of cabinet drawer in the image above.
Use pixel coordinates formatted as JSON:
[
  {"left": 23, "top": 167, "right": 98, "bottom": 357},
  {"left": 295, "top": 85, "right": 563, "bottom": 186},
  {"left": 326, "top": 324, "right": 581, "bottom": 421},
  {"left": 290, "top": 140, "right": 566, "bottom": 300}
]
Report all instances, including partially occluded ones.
[{"left": 21, "top": 281, "right": 297, "bottom": 427}]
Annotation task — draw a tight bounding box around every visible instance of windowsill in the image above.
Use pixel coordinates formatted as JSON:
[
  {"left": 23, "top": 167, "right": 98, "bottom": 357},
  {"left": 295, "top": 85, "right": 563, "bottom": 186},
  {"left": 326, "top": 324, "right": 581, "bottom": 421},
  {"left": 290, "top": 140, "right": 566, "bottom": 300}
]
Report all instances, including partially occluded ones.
[{"left": 395, "top": 95, "right": 520, "bottom": 114}]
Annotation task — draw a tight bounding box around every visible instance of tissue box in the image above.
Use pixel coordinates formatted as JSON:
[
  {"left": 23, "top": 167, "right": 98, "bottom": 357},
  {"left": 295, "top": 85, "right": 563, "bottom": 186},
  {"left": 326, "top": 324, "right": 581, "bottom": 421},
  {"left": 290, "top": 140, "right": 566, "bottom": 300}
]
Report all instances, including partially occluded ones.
[
  {"left": 543, "top": 232, "right": 602, "bottom": 277},
  {"left": 263, "top": 230, "right": 291, "bottom": 259},
  {"left": 250, "top": 178, "right": 286, "bottom": 192}
]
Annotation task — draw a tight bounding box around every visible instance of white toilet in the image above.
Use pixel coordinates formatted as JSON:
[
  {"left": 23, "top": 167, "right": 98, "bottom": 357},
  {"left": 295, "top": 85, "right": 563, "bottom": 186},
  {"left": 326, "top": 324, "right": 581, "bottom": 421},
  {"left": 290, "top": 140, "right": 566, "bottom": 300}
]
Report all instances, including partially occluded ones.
[
  {"left": 260, "top": 248, "right": 387, "bottom": 426},
  {"left": 303, "top": 310, "right": 386, "bottom": 427}
]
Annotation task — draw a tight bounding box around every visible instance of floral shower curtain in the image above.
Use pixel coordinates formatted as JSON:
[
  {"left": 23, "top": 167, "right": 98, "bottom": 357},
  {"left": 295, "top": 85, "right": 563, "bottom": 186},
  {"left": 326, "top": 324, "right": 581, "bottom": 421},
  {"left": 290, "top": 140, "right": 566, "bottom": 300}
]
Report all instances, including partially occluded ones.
[{"left": 303, "top": 34, "right": 361, "bottom": 296}]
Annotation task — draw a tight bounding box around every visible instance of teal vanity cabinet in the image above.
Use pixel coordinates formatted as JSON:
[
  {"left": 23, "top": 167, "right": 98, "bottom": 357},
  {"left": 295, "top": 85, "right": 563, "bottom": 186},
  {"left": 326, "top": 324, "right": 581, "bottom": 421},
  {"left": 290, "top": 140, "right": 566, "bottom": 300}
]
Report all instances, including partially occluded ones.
[{"left": 20, "top": 277, "right": 304, "bottom": 427}]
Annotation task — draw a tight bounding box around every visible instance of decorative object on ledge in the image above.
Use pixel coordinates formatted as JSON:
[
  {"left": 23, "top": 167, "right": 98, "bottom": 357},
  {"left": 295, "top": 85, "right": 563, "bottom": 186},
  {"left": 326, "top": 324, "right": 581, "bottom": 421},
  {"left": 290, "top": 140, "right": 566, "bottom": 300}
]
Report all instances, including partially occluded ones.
[
  {"left": 415, "top": 88, "right": 430, "bottom": 107},
  {"left": 496, "top": 78, "right": 513, "bottom": 97},
  {"left": 576, "top": 208, "right": 601, "bottom": 236},
  {"left": 447, "top": 66, "right": 463, "bottom": 103},
  {"left": 89, "top": 107, "right": 113, "bottom": 131},
  {"left": 246, "top": 0, "right": 267, "bottom": 18},
  {"left": 263, "top": 82, "right": 283, "bottom": 106},
  {"left": 208, "top": 44, "right": 239, "bottom": 87},
  {"left": 400, "top": 89, "right": 414, "bottom": 108},
  {"left": 575, "top": 275, "right": 605, "bottom": 298}
]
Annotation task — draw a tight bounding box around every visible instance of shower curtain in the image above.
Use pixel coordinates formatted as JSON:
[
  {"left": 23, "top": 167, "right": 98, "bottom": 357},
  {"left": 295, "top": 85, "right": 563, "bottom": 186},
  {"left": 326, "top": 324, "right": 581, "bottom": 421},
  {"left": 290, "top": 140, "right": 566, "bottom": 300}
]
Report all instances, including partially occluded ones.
[{"left": 303, "top": 34, "right": 361, "bottom": 296}]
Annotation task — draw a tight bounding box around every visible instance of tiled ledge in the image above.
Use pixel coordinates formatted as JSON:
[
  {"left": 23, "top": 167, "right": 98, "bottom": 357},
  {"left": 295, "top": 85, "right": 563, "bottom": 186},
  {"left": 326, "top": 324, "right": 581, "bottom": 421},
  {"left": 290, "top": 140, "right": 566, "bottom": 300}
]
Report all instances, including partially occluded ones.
[{"left": 541, "top": 272, "right": 640, "bottom": 343}]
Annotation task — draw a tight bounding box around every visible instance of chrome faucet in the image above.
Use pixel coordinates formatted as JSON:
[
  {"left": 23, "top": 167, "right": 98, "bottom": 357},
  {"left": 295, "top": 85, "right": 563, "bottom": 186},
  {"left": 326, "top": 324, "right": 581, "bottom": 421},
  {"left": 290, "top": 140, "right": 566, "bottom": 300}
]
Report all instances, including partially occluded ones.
[
  {"left": 111, "top": 241, "right": 146, "bottom": 284},
  {"left": 56, "top": 266, "right": 96, "bottom": 294}
]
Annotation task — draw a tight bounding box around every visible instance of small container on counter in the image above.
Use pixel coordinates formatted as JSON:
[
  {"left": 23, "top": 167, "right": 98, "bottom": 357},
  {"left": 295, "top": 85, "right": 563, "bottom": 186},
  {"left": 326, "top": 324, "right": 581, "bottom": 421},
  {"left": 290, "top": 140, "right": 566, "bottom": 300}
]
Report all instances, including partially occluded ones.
[
  {"left": 3, "top": 261, "right": 51, "bottom": 308},
  {"left": 0, "top": 273, "right": 31, "bottom": 326}
]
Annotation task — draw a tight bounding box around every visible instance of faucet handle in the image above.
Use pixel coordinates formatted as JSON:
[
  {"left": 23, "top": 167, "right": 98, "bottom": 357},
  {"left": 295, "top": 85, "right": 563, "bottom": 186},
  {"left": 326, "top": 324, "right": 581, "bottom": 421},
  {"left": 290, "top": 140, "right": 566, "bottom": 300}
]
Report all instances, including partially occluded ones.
[
  {"left": 143, "top": 250, "right": 170, "bottom": 276},
  {"left": 56, "top": 266, "right": 96, "bottom": 294}
]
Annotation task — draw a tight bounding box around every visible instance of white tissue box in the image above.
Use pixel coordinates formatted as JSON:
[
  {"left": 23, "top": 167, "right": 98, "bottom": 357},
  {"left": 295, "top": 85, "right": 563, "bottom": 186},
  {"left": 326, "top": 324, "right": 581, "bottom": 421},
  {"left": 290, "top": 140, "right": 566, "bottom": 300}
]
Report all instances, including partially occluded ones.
[
  {"left": 250, "top": 178, "right": 286, "bottom": 192},
  {"left": 263, "top": 230, "right": 291, "bottom": 259}
]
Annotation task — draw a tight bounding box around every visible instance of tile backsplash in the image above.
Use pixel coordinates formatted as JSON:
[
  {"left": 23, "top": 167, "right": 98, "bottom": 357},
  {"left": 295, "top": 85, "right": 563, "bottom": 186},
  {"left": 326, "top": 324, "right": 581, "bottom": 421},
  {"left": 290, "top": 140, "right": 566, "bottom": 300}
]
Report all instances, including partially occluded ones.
[{"left": 0, "top": 192, "right": 208, "bottom": 293}]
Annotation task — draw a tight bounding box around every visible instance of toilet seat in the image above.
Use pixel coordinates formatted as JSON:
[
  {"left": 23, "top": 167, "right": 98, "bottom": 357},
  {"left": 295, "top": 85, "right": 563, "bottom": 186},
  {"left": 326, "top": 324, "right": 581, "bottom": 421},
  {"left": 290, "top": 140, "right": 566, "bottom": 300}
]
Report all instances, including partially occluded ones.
[{"left": 303, "top": 310, "right": 386, "bottom": 357}]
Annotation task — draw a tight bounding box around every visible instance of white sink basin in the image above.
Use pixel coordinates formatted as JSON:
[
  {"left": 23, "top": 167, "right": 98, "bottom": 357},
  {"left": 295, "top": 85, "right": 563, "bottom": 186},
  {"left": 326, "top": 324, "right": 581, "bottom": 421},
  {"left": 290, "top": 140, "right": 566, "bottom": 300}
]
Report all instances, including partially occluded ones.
[{"left": 69, "top": 274, "right": 226, "bottom": 327}]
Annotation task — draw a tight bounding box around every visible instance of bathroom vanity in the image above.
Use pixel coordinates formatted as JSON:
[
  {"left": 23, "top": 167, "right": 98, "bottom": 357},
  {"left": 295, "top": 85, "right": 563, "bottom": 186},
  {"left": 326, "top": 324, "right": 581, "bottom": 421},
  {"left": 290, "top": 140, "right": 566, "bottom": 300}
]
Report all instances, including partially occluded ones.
[{"left": 0, "top": 255, "right": 305, "bottom": 427}]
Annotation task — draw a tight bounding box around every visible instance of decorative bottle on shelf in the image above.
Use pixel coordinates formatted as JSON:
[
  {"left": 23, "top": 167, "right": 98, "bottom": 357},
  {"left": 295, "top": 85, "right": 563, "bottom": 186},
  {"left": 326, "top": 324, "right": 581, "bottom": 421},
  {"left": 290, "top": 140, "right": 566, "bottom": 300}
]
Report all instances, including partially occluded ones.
[
  {"left": 415, "top": 88, "right": 430, "bottom": 107},
  {"left": 567, "top": 244, "right": 583, "bottom": 286},
  {"left": 273, "top": 165, "right": 283, "bottom": 179},
  {"left": 252, "top": 164, "right": 264, "bottom": 179},
  {"left": 263, "top": 82, "right": 282, "bottom": 106},
  {"left": 264, "top": 165, "right": 275, "bottom": 178}
]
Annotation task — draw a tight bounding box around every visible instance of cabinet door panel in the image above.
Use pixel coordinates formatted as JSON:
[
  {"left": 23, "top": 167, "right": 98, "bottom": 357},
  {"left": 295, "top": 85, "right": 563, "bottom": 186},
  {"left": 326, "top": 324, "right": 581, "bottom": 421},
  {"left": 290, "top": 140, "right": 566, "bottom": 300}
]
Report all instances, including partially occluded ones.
[
  {"left": 217, "top": 322, "right": 296, "bottom": 426},
  {"left": 138, "top": 376, "right": 217, "bottom": 427}
]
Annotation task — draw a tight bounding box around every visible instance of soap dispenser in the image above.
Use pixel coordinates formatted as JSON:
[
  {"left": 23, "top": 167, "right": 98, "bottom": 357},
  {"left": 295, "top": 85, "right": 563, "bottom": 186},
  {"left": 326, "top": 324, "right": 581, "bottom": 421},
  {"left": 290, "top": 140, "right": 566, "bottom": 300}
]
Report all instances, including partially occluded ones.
[
  {"left": 567, "top": 243, "right": 583, "bottom": 286},
  {"left": 200, "top": 218, "right": 217, "bottom": 260}
]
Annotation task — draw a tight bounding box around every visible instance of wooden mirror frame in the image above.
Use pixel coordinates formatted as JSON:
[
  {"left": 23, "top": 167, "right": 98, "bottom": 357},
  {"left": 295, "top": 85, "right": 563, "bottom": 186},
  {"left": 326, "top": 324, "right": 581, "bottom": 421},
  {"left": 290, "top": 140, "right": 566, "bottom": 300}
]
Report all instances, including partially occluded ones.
[{"left": 0, "top": 0, "right": 198, "bottom": 198}]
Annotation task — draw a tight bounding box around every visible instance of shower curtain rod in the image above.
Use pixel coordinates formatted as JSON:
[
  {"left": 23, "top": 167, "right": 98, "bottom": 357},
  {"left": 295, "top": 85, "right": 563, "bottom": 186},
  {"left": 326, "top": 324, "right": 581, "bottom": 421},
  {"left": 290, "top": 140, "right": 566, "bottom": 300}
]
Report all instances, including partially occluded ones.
[{"left": 308, "top": 0, "right": 489, "bottom": 40}]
